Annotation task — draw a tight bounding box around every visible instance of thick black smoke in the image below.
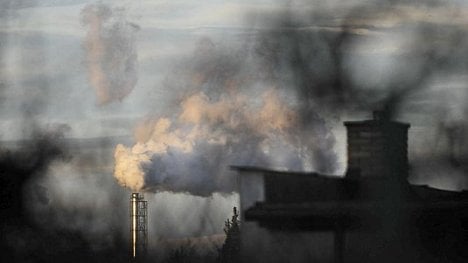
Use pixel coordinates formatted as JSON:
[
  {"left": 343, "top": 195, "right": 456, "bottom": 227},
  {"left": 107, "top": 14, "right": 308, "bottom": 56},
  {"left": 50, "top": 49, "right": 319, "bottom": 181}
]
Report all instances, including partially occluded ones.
[{"left": 252, "top": 2, "right": 468, "bottom": 189}]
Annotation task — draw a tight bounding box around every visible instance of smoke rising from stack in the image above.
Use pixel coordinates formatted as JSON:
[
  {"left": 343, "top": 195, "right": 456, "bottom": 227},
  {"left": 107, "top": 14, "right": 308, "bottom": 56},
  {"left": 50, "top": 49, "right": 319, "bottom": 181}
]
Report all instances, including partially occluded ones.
[
  {"left": 114, "top": 88, "right": 309, "bottom": 196},
  {"left": 113, "top": 2, "right": 468, "bottom": 195},
  {"left": 113, "top": 33, "right": 341, "bottom": 196},
  {"left": 263, "top": 2, "right": 468, "bottom": 189},
  {"left": 81, "top": 3, "right": 139, "bottom": 105}
]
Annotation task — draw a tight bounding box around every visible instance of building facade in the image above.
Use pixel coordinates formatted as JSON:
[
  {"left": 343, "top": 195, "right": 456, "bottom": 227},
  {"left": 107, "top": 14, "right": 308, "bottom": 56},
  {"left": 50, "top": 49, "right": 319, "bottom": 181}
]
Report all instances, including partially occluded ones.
[{"left": 233, "top": 112, "right": 468, "bottom": 263}]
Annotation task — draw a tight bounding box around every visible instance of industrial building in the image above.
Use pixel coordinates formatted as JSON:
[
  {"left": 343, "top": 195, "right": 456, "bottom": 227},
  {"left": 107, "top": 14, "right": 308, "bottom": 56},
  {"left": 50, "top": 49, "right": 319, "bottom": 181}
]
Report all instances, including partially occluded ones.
[{"left": 232, "top": 111, "right": 468, "bottom": 263}]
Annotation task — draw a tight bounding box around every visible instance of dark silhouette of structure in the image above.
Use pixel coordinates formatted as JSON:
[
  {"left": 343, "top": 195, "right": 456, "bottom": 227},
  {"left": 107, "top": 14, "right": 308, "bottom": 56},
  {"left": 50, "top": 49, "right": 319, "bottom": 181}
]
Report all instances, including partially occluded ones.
[
  {"left": 232, "top": 112, "right": 468, "bottom": 263},
  {"left": 345, "top": 110, "right": 409, "bottom": 179}
]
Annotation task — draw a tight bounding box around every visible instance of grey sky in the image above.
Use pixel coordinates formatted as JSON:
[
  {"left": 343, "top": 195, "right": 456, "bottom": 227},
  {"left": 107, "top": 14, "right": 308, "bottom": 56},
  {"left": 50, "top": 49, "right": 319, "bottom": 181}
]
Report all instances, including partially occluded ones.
[
  {"left": 0, "top": 0, "right": 467, "bottom": 139},
  {"left": 1, "top": 0, "right": 468, "bottom": 178}
]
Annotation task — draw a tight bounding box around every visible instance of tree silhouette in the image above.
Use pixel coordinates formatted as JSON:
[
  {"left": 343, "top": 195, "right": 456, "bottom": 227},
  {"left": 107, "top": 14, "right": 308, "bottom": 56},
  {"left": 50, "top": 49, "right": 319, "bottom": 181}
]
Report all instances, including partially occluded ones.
[{"left": 219, "top": 207, "right": 240, "bottom": 263}]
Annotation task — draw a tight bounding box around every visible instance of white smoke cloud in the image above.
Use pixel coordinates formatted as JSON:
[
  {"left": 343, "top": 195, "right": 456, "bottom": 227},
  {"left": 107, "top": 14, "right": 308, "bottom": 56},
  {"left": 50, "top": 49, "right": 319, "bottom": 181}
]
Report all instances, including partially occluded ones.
[{"left": 113, "top": 87, "right": 312, "bottom": 196}]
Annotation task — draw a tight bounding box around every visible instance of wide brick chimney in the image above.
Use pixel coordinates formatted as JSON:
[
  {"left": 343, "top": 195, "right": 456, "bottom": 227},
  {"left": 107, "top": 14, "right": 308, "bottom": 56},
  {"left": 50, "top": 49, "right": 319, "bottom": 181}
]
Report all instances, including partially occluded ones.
[{"left": 344, "top": 111, "right": 410, "bottom": 180}]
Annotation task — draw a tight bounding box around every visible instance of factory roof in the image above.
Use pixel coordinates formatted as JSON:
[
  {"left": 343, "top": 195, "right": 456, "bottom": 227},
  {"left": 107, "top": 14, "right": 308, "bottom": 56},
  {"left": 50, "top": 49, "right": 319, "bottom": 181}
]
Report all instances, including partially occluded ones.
[
  {"left": 230, "top": 165, "right": 341, "bottom": 179},
  {"left": 343, "top": 119, "right": 410, "bottom": 128},
  {"left": 343, "top": 111, "right": 410, "bottom": 128}
]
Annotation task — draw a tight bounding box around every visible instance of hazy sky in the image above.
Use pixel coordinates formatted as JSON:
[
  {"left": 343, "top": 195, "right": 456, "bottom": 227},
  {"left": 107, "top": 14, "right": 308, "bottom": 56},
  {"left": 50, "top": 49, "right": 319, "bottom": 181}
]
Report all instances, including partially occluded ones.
[
  {"left": 1, "top": 0, "right": 466, "bottom": 141},
  {"left": 0, "top": 0, "right": 313, "bottom": 140},
  {"left": 0, "top": 0, "right": 465, "bottom": 149}
]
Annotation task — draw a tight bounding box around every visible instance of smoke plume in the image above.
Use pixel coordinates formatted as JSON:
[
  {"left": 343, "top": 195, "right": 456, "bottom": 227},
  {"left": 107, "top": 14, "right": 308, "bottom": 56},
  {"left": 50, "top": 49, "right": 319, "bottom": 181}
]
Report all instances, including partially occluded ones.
[
  {"left": 114, "top": 1, "right": 468, "bottom": 196},
  {"left": 81, "top": 3, "right": 139, "bottom": 105},
  {"left": 114, "top": 89, "right": 309, "bottom": 195},
  {"left": 113, "top": 33, "right": 340, "bottom": 196}
]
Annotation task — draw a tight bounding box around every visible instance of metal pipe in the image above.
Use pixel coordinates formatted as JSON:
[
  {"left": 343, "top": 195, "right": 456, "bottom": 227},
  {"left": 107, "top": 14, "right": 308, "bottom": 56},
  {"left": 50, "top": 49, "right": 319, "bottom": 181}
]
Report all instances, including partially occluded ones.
[
  {"left": 130, "top": 193, "right": 148, "bottom": 260},
  {"left": 132, "top": 194, "right": 137, "bottom": 258}
]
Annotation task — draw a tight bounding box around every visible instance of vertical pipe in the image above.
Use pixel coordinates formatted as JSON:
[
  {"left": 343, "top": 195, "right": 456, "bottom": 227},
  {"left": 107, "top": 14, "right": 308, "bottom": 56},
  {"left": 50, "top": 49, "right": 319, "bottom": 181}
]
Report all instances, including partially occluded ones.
[
  {"left": 130, "top": 193, "right": 148, "bottom": 260},
  {"left": 132, "top": 194, "right": 137, "bottom": 259}
]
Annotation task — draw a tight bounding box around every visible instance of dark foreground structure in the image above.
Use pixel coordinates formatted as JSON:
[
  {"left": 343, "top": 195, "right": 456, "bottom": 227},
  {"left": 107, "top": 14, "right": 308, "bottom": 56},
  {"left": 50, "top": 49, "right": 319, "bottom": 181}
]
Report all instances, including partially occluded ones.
[{"left": 232, "top": 112, "right": 468, "bottom": 263}]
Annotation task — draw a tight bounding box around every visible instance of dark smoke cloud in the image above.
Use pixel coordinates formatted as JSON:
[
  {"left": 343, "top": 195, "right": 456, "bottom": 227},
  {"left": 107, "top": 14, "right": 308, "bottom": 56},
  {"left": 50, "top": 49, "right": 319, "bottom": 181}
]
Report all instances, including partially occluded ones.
[
  {"left": 252, "top": 5, "right": 422, "bottom": 116},
  {"left": 243, "top": 4, "right": 441, "bottom": 155},
  {"left": 251, "top": 1, "right": 468, "bottom": 117},
  {"left": 0, "top": 129, "right": 138, "bottom": 263},
  {"left": 253, "top": 2, "right": 468, "bottom": 179},
  {"left": 81, "top": 3, "right": 139, "bottom": 105},
  {"left": 0, "top": 127, "right": 123, "bottom": 262}
]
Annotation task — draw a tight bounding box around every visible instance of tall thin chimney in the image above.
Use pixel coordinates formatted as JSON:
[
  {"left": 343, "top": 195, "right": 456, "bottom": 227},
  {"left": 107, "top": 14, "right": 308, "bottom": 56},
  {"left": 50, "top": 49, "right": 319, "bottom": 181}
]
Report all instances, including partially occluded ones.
[{"left": 130, "top": 192, "right": 148, "bottom": 261}]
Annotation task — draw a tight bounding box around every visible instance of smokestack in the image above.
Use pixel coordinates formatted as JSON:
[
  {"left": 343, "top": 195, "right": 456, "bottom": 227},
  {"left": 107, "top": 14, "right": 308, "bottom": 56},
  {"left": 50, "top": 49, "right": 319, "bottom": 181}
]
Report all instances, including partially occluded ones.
[{"left": 130, "top": 193, "right": 148, "bottom": 261}]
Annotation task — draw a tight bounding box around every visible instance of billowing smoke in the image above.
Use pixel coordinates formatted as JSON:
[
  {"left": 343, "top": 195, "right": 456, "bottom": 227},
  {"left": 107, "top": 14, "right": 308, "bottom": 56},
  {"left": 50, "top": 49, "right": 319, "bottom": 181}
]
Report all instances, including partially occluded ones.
[
  {"left": 113, "top": 32, "right": 340, "bottom": 196},
  {"left": 114, "top": 89, "right": 310, "bottom": 195},
  {"left": 113, "top": 1, "right": 468, "bottom": 196},
  {"left": 81, "top": 3, "right": 139, "bottom": 105},
  {"left": 251, "top": 3, "right": 468, "bottom": 190}
]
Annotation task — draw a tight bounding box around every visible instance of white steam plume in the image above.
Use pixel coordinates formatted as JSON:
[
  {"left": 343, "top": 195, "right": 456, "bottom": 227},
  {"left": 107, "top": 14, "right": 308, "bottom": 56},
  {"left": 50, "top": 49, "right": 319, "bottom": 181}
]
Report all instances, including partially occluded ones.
[
  {"left": 113, "top": 35, "right": 339, "bottom": 196},
  {"left": 113, "top": 88, "right": 312, "bottom": 196}
]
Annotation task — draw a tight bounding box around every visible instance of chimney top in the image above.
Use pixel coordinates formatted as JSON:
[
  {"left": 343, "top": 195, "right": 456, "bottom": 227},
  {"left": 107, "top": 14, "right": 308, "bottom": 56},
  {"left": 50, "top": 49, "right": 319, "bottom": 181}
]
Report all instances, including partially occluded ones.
[
  {"left": 131, "top": 192, "right": 144, "bottom": 200},
  {"left": 373, "top": 110, "right": 389, "bottom": 121},
  {"left": 344, "top": 111, "right": 410, "bottom": 129}
]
